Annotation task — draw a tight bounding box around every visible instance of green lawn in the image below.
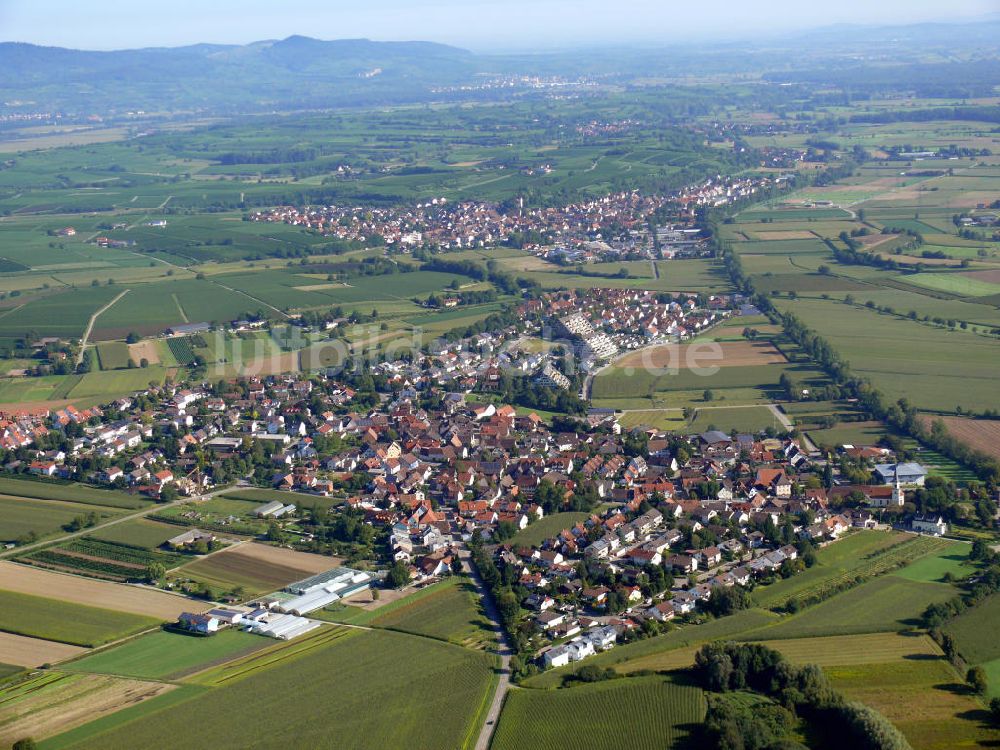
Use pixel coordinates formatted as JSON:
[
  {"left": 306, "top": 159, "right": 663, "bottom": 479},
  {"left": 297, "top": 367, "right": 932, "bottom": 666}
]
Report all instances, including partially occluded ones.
[
  {"left": 890, "top": 540, "right": 970, "bottom": 584},
  {"left": 64, "top": 629, "right": 269, "bottom": 680},
  {"left": 688, "top": 405, "right": 780, "bottom": 433},
  {"left": 0, "top": 589, "right": 161, "bottom": 647},
  {"left": 507, "top": 512, "right": 592, "bottom": 549},
  {"left": 492, "top": 675, "right": 705, "bottom": 750}
]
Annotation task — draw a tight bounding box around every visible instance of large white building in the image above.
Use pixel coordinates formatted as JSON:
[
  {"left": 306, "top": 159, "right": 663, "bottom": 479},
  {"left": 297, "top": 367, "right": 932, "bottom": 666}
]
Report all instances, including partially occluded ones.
[{"left": 278, "top": 567, "right": 373, "bottom": 616}]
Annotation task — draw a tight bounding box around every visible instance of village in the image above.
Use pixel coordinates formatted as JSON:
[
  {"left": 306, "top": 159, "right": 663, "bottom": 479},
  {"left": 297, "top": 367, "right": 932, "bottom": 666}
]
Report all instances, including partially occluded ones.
[{"left": 0, "top": 281, "right": 951, "bottom": 671}]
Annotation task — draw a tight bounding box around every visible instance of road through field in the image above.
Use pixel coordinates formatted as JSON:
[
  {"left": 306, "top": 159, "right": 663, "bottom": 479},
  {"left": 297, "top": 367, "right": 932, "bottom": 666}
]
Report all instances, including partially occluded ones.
[
  {"left": 462, "top": 547, "right": 513, "bottom": 750},
  {"left": 76, "top": 289, "right": 130, "bottom": 366}
]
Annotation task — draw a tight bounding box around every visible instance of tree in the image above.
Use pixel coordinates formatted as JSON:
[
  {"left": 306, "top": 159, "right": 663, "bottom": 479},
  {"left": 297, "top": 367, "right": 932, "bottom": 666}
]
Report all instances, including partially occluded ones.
[
  {"left": 968, "top": 666, "right": 988, "bottom": 695},
  {"left": 145, "top": 562, "right": 166, "bottom": 583},
  {"left": 12, "top": 740, "right": 37, "bottom": 750},
  {"left": 451, "top": 557, "right": 464, "bottom": 576},
  {"left": 703, "top": 389, "right": 714, "bottom": 402},
  {"left": 386, "top": 560, "right": 410, "bottom": 589},
  {"left": 125, "top": 332, "right": 140, "bottom": 344}
]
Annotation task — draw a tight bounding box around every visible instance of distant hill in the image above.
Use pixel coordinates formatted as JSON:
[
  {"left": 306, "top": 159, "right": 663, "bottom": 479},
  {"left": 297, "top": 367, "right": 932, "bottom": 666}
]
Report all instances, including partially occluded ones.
[
  {"left": 1, "top": 21, "right": 998, "bottom": 116},
  {"left": 0, "top": 36, "right": 478, "bottom": 113}
]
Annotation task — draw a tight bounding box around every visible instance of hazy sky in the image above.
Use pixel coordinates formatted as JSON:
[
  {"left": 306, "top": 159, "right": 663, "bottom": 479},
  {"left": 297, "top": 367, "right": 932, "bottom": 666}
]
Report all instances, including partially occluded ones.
[{"left": 0, "top": 0, "right": 995, "bottom": 50}]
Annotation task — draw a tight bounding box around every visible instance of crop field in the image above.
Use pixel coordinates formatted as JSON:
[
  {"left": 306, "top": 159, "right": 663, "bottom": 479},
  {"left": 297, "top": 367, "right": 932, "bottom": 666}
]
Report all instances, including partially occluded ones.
[
  {"left": 0, "top": 495, "right": 123, "bottom": 544},
  {"left": 942, "top": 593, "right": 1000, "bottom": 666},
  {"left": 20, "top": 538, "right": 188, "bottom": 582},
  {"left": 0, "top": 477, "right": 149, "bottom": 510},
  {"left": 620, "top": 631, "right": 942, "bottom": 674},
  {"left": 369, "top": 577, "right": 494, "bottom": 649},
  {"left": 0, "top": 632, "right": 87, "bottom": 668},
  {"left": 771, "top": 297, "right": 1000, "bottom": 413},
  {"left": 87, "top": 518, "right": 185, "bottom": 549},
  {"left": 492, "top": 675, "right": 705, "bottom": 750},
  {"left": 806, "top": 420, "right": 888, "bottom": 448},
  {"left": 0, "top": 561, "right": 208, "bottom": 619},
  {"left": 66, "top": 629, "right": 269, "bottom": 680},
  {"left": 922, "top": 416, "right": 1000, "bottom": 462},
  {"left": 757, "top": 576, "right": 958, "bottom": 640},
  {"left": 613, "top": 339, "right": 787, "bottom": 370},
  {"left": 751, "top": 530, "right": 910, "bottom": 609},
  {"left": 906, "top": 271, "right": 1000, "bottom": 297},
  {"left": 0, "top": 589, "right": 160, "bottom": 647},
  {"left": 173, "top": 542, "right": 338, "bottom": 596},
  {"left": 95, "top": 342, "right": 131, "bottom": 371},
  {"left": 826, "top": 659, "right": 996, "bottom": 750},
  {"left": 0, "top": 287, "right": 119, "bottom": 340},
  {"left": 60, "top": 628, "right": 495, "bottom": 750},
  {"left": 0, "top": 672, "right": 175, "bottom": 747},
  {"left": 507, "top": 512, "right": 592, "bottom": 549},
  {"left": 165, "top": 336, "right": 197, "bottom": 365},
  {"left": 616, "top": 409, "right": 688, "bottom": 431}
]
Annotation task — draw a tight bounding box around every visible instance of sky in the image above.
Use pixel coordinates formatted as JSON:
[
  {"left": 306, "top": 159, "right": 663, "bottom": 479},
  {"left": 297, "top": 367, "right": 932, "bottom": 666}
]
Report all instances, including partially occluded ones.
[{"left": 0, "top": 0, "right": 995, "bottom": 51}]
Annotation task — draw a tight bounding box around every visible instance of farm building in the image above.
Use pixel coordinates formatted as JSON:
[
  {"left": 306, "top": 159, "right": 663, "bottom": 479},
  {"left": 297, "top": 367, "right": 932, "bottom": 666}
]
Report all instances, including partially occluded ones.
[
  {"left": 167, "top": 322, "right": 211, "bottom": 336},
  {"left": 178, "top": 612, "right": 219, "bottom": 634},
  {"left": 279, "top": 567, "right": 373, "bottom": 616},
  {"left": 166, "top": 528, "right": 216, "bottom": 548},
  {"left": 874, "top": 462, "right": 927, "bottom": 486},
  {"left": 246, "top": 612, "right": 322, "bottom": 640},
  {"left": 254, "top": 500, "right": 296, "bottom": 518}
]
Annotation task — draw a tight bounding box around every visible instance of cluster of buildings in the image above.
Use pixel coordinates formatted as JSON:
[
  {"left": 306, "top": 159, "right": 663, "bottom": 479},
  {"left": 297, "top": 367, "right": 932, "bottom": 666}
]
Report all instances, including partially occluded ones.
[{"left": 248, "top": 175, "right": 776, "bottom": 253}]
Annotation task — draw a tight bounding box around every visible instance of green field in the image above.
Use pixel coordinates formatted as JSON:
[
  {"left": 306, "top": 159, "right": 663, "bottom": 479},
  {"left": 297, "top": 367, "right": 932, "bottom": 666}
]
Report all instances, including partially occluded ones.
[
  {"left": 0, "top": 495, "right": 122, "bottom": 544},
  {"left": 507, "top": 512, "right": 592, "bottom": 549},
  {"left": 942, "top": 593, "right": 1000, "bottom": 666},
  {"left": 491, "top": 675, "right": 705, "bottom": 750},
  {"left": 0, "top": 477, "right": 149, "bottom": 510},
  {"left": 95, "top": 341, "right": 131, "bottom": 370},
  {"left": 772, "top": 296, "right": 1000, "bottom": 413},
  {"left": 65, "top": 629, "right": 269, "bottom": 680},
  {"left": 756, "top": 576, "right": 958, "bottom": 640},
  {"left": 751, "top": 530, "right": 910, "bottom": 609},
  {"left": 0, "top": 589, "right": 161, "bottom": 647},
  {"left": 890, "top": 540, "right": 970, "bottom": 583},
  {"left": 687, "top": 405, "right": 780, "bottom": 433},
  {"left": 369, "top": 577, "right": 495, "bottom": 649},
  {"left": 58, "top": 628, "right": 495, "bottom": 750},
  {"left": 87, "top": 519, "right": 185, "bottom": 549}
]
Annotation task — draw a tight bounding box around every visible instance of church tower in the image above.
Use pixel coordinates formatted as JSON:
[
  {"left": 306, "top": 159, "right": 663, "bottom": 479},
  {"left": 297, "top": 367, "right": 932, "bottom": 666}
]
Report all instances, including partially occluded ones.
[{"left": 891, "top": 465, "right": 905, "bottom": 507}]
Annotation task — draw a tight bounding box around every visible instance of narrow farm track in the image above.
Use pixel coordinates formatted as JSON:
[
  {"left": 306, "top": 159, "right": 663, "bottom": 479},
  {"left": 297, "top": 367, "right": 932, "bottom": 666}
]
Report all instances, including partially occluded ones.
[
  {"left": 76, "top": 289, "right": 130, "bottom": 365},
  {"left": 209, "top": 279, "right": 290, "bottom": 319},
  {"left": 462, "top": 548, "right": 513, "bottom": 750}
]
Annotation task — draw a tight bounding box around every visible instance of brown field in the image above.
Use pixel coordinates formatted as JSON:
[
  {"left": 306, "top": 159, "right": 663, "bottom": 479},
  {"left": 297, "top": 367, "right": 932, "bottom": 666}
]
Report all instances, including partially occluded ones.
[
  {"left": 751, "top": 230, "right": 817, "bottom": 241},
  {"left": 856, "top": 234, "right": 896, "bottom": 249},
  {"left": 0, "top": 562, "right": 207, "bottom": 619},
  {"left": 176, "top": 542, "right": 340, "bottom": 594},
  {"left": 923, "top": 415, "right": 1000, "bottom": 461},
  {"left": 943, "top": 190, "right": 1000, "bottom": 209},
  {"left": 0, "top": 673, "right": 174, "bottom": 746},
  {"left": 616, "top": 340, "right": 787, "bottom": 370},
  {"left": 0, "top": 631, "right": 87, "bottom": 667},
  {"left": 127, "top": 340, "right": 160, "bottom": 366},
  {"left": 962, "top": 269, "right": 1000, "bottom": 284}
]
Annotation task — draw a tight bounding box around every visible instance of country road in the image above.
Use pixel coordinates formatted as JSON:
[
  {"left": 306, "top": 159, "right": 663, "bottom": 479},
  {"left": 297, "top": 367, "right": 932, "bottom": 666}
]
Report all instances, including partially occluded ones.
[
  {"left": 76, "top": 288, "right": 130, "bottom": 365},
  {"left": 0, "top": 483, "right": 241, "bottom": 560},
  {"left": 461, "top": 548, "right": 513, "bottom": 750}
]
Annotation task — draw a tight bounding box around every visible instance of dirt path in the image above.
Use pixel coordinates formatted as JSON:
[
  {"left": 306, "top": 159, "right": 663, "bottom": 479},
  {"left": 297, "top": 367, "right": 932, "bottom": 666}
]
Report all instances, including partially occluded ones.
[
  {"left": 77, "top": 288, "right": 130, "bottom": 364},
  {"left": 210, "top": 279, "right": 289, "bottom": 319}
]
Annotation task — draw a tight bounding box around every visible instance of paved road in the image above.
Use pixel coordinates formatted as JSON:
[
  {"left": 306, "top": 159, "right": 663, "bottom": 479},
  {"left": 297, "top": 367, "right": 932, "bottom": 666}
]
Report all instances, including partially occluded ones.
[{"left": 461, "top": 548, "right": 513, "bottom": 750}]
